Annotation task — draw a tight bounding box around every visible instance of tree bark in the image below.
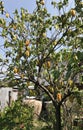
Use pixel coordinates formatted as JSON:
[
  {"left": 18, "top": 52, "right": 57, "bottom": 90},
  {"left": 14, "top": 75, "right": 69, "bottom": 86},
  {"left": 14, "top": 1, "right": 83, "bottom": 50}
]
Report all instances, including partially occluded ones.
[{"left": 54, "top": 105, "right": 62, "bottom": 130}]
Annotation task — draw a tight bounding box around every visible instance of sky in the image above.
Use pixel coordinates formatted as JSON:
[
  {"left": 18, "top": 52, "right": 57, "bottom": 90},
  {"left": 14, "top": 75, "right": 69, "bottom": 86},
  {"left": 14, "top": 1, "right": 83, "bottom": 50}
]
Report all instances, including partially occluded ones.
[{"left": 2, "top": 0, "right": 36, "bottom": 14}]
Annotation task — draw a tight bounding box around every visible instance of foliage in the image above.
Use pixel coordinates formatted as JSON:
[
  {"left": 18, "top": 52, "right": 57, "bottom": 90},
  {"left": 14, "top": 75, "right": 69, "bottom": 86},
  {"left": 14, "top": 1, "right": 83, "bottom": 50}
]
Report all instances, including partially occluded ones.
[{"left": 0, "top": 100, "right": 33, "bottom": 130}]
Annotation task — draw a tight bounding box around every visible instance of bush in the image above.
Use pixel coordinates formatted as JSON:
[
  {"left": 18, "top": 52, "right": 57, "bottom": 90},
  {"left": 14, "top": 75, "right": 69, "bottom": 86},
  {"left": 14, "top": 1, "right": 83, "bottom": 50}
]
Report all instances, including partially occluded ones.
[{"left": 0, "top": 100, "right": 33, "bottom": 130}]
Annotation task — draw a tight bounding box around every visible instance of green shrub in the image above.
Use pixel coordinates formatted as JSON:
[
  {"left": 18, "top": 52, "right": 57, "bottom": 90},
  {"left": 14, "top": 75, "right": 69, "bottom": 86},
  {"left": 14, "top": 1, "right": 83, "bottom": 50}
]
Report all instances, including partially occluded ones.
[{"left": 0, "top": 100, "right": 33, "bottom": 130}]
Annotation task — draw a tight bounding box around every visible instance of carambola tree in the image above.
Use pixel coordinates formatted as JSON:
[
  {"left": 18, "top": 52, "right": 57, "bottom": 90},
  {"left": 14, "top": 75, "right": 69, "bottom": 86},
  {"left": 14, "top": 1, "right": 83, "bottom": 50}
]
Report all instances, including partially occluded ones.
[{"left": 0, "top": 0, "right": 83, "bottom": 130}]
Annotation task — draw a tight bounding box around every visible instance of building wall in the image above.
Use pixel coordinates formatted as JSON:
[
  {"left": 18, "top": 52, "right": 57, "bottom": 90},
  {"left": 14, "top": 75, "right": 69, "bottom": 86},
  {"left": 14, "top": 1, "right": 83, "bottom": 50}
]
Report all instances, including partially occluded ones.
[{"left": 0, "top": 87, "right": 18, "bottom": 111}]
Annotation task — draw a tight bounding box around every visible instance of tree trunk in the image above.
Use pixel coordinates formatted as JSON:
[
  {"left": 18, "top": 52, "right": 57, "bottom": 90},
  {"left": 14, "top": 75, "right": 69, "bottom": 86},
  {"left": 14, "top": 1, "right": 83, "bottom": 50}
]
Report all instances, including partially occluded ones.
[{"left": 54, "top": 105, "right": 62, "bottom": 130}]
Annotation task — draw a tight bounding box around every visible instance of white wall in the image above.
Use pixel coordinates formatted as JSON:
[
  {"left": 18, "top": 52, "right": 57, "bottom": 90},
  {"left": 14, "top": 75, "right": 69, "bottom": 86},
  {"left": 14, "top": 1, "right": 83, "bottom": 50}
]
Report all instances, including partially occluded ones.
[{"left": 0, "top": 87, "right": 18, "bottom": 111}]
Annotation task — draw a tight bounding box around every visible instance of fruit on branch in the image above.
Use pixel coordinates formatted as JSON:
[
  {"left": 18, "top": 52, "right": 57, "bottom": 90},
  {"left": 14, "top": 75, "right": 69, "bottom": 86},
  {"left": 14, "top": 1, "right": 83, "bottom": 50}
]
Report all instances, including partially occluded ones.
[
  {"left": 53, "top": 40, "right": 57, "bottom": 46},
  {"left": 25, "top": 50, "right": 30, "bottom": 57},
  {"left": 74, "top": 55, "right": 78, "bottom": 60},
  {"left": 46, "top": 61, "right": 51, "bottom": 68},
  {"left": 26, "top": 46, "right": 30, "bottom": 51},
  {"left": 6, "top": 13, "right": 10, "bottom": 18},
  {"left": 13, "top": 67, "right": 18, "bottom": 73},
  {"left": 13, "top": 35, "right": 17, "bottom": 41},
  {"left": 57, "top": 93, "right": 62, "bottom": 101},
  {"left": 42, "top": 32, "right": 46, "bottom": 38},
  {"left": 22, "top": 13, "right": 25, "bottom": 19},
  {"left": 68, "top": 80, "right": 73, "bottom": 86},
  {"left": 70, "top": 9, "right": 76, "bottom": 16},
  {"left": 25, "top": 40, "right": 30, "bottom": 46},
  {"left": 40, "top": 0, "right": 45, "bottom": 5}
]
